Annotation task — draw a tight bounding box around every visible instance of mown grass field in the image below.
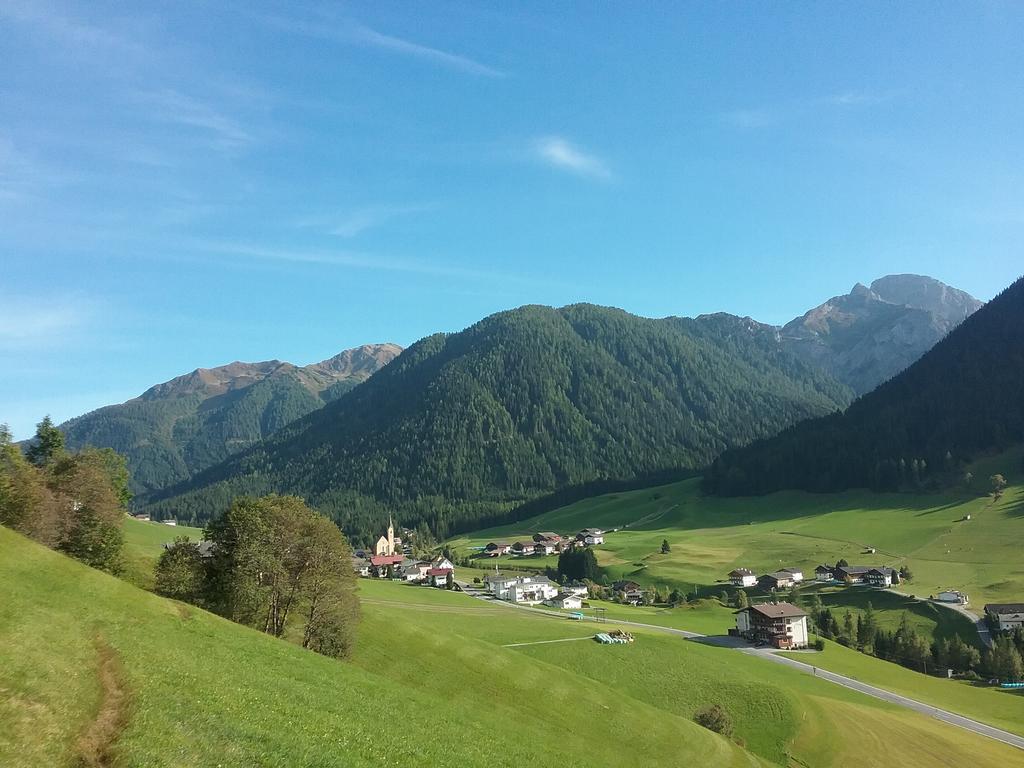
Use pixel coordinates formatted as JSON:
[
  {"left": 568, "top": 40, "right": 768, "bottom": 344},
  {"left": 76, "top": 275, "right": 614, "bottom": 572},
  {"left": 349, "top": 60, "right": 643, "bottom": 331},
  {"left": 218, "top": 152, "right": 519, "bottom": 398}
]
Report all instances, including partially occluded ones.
[
  {"left": 3, "top": 526, "right": 1024, "bottom": 767},
  {"left": 450, "top": 446, "right": 1024, "bottom": 613}
]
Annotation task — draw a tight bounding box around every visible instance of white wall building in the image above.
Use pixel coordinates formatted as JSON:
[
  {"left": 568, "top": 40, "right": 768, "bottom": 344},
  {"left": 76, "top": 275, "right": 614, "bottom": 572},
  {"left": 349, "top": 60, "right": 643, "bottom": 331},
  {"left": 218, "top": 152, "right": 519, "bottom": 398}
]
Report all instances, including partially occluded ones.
[{"left": 985, "top": 603, "right": 1024, "bottom": 632}]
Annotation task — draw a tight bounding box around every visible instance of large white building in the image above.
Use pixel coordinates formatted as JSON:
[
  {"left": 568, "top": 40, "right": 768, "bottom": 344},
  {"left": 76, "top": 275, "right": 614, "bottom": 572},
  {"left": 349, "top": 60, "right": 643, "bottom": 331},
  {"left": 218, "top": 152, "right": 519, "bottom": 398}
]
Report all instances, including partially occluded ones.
[
  {"left": 483, "top": 574, "right": 558, "bottom": 604},
  {"left": 985, "top": 603, "right": 1024, "bottom": 632},
  {"left": 728, "top": 568, "right": 757, "bottom": 588},
  {"left": 734, "top": 602, "right": 809, "bottom": 649}
]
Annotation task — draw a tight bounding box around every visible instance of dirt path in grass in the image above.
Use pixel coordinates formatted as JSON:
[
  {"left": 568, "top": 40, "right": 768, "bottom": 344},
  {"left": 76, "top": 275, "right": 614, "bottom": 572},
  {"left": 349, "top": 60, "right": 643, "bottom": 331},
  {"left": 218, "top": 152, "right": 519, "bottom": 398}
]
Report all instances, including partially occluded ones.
[{"left": 75, "top": 637, "right": 130, "bottom": 768}]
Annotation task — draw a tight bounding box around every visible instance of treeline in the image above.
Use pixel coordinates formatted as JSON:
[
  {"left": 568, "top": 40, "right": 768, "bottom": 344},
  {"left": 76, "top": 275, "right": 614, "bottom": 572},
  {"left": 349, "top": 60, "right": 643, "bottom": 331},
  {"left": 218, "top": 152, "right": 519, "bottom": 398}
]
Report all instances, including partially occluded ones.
[
  {"left": 147, "top": 303, "right": 851, "bottom": 541},
  {"left": 0, "top": 418, "right": 130, "bottom": 573},
  {"left": 809, "top": 597, "right": 1023, "bottom": 681},
  {"left": 155, "top": 495, "right": 360, "bottom": 659},
  {"left": 706, "top": 276, "right": 1024, "bottom": 496}
]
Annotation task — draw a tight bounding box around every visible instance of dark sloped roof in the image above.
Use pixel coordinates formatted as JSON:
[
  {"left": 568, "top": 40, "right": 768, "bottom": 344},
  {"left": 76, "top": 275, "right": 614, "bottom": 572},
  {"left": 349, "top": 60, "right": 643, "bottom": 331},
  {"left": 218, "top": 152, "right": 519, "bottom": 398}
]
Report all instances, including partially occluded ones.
[
  {"left": 745, "top": 602, "right": 807, "bottom": 619},
  {"left": 985, "top": 603, "right": 1024, "bottom": 614}
]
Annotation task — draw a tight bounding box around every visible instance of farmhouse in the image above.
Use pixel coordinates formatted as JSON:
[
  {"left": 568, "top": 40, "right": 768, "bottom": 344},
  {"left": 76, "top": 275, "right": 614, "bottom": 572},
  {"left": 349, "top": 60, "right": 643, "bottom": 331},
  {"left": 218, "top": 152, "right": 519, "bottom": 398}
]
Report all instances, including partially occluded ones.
[
  {"left": 984, "top": 603, "right": 1024, "bottom": 632},
  {"left": 368, "top": 554, "right": 404, "bottom": 577},
  {"left": 577, "top": 528, "right": 605, "bottom": 546},
  {"left": 511, "top": 540, "right": 537, "bottom": 556},
  {"left": 548, "top": 592, "right": 583, "bottom": 610},
  {"left": 611, "top": 580, "right": 644, "bottom": 604},
  {"left": 431, "top": 555, "right": 455, "bottom": 571},
  {"left": 779, "top": 567, "right": 804, "bottom": 582},
  {"left": 533, "top": 532, "right": 563, "bottom": 544},
  {"left": 485, "top": 541, "right": 512, "bottom": 556},
  {"left": 758, "top": 571, "right": 795, "bottom": 590},
  {"left": 864, "top": 567, "right": 898, "bottom": 587},
  {"left": 399, "top": 561, "right": 432, "bottom": 583},
  {"left": 734, "top": 602, "right": 809, "bottom": 649},
  {"left": 352, "top": 557, "right": 371, "bottom": 578},
  {"left": 814, "top": 565, "right": 835, "bottom": 582},
  {"left": 427, "top": 567, "right": 453, "bottom": 588},
  {"left": 729, "top": 568, "right": 757, "bottom": 588},
  {"left": 564, "top": 581, "right": 589, "bottom": 598}
]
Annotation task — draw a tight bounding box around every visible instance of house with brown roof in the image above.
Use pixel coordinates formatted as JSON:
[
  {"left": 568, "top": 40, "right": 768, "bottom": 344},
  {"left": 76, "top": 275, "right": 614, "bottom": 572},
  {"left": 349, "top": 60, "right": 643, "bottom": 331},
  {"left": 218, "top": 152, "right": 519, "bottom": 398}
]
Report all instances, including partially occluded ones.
[
  {"left": 611, "top": 580, "right": 644, "bottom": 604},
  {"left": 734, "top": 602, "right": 809, "bottom": 649},
  {"left": 729, "top": 568, "right": 757, "bottom": 588},
  {"left": 985, "top": 603, "right": 1024, "bottom": 632}
]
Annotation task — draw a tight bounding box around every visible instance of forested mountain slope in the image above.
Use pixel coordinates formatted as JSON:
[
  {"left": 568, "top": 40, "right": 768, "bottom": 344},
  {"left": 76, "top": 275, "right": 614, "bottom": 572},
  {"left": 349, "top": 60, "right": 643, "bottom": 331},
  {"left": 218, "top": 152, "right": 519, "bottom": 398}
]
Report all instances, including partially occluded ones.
[
  {"left": 706, "top": 276, "right": 1024, "bottom": 495},
  {"left": 59, "top": 344, "right": 401, "bottom": 496},
  {"left": 147, "top": 304, "right": 852, "bottom": 541}
]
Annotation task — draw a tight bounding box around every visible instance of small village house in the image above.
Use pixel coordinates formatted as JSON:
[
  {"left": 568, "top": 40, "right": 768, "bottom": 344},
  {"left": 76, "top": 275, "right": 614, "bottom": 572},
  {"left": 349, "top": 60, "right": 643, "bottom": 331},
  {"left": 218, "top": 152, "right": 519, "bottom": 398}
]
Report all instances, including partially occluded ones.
[
  {"left": 564, "top": 581, "right": 589, "bottom": 598},
  {"left": 508, "top": 578, "right": 558, "bottom": 604},
  {"left": 779, "top": 567, "right": 803, "bottom": 583},
  {"left": 427, "top": 567, "right": 453, "bottom": 588},
  {"left": 864, "top": 567, "right": 898, "bottom": 587},
  {"left": 611, "top": 580, "right": 644, "bottom": 604},
  {"left": 814, "top": 565, "right": 834, "bottom": 582},
  {"left": 548, "top": 592, "right": 583, "bottom": 610},
  {"left": 352, "top": 557, "right": 371, "bottom": 578},
  {"left": 936, "top": 590, "right": 969, "bottom": 605},
  {"left": 511, "top": 540, "right": 537, "bottom": 556},
  {"left": 985, "top": 603, "right": 1024, "bottom": 632},
  {"left": 729, "top": 568, "right": 757, "bottom": 588},
  {"left": 734, "top": 602, "right": 809, "bottom": 649},
  {"left": 576, "top": 528, "right": 605, "bottom": 546},
  {"left": 758, "top": 571, "right": 795, "bottom": 590},
  {"left": 485, "top": 541, "right": 512, "bottom": 556},
  {"left": 369, "top": 554, "right": 404, "bottom": 578}
]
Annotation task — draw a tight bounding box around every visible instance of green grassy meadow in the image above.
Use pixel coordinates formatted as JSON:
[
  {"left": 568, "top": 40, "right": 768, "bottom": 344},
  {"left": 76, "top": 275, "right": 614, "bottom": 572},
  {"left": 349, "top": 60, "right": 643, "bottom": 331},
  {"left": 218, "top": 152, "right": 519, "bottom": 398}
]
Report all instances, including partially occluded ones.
[
  {"left": 3, "top": 526, "right": 1024, "bottom": 767},
  {"left": 450, "top": 447, "right": 1024, "bottom": 613}
]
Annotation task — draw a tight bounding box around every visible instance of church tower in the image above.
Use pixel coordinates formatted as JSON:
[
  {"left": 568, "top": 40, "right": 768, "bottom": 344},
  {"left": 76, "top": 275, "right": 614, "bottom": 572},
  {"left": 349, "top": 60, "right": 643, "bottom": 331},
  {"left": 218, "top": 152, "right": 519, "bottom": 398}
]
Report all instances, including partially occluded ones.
[{"left": 387, "top": 514, "right": 395, "bottom": 556}]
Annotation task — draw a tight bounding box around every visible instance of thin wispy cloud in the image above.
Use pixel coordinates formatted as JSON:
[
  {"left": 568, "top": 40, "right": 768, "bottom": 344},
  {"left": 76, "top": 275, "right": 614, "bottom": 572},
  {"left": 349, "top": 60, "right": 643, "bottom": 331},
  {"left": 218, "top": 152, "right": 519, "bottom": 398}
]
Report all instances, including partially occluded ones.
[
  {"left": 0, "top": 294, "right": 95, "bottom": 350},
  {"left": 258, "top": 13, "right": 505, "bottom": 78},
  {"left": 722, "top": 90, "right": 896, "bottom": 129},
  {"left": 0, "top": 0, "right": 142, "bottom": 53},
  {"left": 132, "top": 89, "right": 254, "bottom": 151},
  {"left": 535, "top": 136, "right": 611, "bottom": 180},
  {"left": 298, "top": 203, "right": 437, "bottom": 238}
]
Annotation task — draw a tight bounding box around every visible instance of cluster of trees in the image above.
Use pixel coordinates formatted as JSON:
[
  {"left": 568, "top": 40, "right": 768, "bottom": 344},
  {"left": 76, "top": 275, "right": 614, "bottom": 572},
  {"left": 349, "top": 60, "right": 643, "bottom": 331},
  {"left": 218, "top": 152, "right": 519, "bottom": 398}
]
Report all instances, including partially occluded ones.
[
  {"left": 0, "top": 418, "right": 130, "bottom": 573},
  {"left": 555, "top": 547, "right": 600, "bottom": 582},
  {"left": 156, "top": 495, "right": 360, "bottom": 659},
  {"left": 706, "top": 276, "right": 1024, "bottom": 496},
  {"left": 807, "top": 596, "right": 1022, "bottom": 681},
  {"left": 146, "top": 304, "right": 852, "bottom": 541}
]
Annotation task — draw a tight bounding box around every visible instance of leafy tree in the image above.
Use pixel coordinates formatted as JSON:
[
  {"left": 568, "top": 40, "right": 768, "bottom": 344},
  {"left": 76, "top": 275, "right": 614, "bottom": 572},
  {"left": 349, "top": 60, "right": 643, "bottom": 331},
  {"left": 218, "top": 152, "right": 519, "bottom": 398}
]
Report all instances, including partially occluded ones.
[
  {"left": 835, "top": 558, "right": 849, "bottom": 569},
  {"left": 660, "top": 539, "right": 671, "bottom": 554},
  {"left": 990, "top": 474, "right": 1007, "bottom": 500},
  {"left": 858, "top": 602, "right": 878, "bottom": 649},
  {"left": 987, "top": 637, "right": 1024, "bottom": 682},
  {"left": 899, "top": 565, "right": 913, "bottom": 582},
  {"left": 25, "top": 416, "right": 65, "bottom": 468},
  {"left": 693, "top": 704, "right": 733, "bottom": 737},
  {"left": 155, "top": 537, "right": 204, "bottom": 601},
  {"left": 668, "top": 588, "right": 684, "bottom": 606},
  {"left": 735, "top": 589, "right": 749, "bottom": 609}
]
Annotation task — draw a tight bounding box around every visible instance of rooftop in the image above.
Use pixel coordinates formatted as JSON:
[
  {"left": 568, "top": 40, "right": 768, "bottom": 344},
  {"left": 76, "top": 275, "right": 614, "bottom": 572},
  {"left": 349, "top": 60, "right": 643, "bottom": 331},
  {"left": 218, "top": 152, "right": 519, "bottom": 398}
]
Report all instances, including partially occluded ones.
[
  {"left": 985, "top": 603, "right": 1024, "bottom": 614},
  {"left": 745, "top": 602, "right": 807, "bottom": 620}
]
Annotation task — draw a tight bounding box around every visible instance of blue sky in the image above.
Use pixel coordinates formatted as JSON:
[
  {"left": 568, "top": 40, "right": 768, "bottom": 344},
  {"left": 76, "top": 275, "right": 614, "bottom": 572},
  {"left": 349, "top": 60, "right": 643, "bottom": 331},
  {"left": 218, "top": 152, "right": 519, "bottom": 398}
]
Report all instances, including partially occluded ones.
[{"left": 2, "top": 1, "right": 1022, "bottom": 439}]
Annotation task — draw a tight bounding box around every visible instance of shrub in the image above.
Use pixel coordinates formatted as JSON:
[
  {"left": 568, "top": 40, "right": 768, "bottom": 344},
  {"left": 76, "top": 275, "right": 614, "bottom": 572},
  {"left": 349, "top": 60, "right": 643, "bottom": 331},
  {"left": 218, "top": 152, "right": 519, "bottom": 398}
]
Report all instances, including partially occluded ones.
[
  {"left": 812, "top": 637, "right": 825, "bottom": 651},
  {"left": 693, "top": 704, "right": 733, "bottom": 737}
]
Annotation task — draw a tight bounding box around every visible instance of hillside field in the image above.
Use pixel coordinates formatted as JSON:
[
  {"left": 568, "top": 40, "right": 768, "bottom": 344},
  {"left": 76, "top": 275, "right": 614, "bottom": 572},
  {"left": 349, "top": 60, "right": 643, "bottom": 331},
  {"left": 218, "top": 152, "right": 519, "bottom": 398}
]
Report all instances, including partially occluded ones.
[
  {"left": 450, "top": 447, "right": 1024, "bottom": 613},
  {"left": 4, "top": 526, "right": 1024, "bottom": 766},
  {"left": 121, "top": 518, "right": 204, "bottom": 589}
]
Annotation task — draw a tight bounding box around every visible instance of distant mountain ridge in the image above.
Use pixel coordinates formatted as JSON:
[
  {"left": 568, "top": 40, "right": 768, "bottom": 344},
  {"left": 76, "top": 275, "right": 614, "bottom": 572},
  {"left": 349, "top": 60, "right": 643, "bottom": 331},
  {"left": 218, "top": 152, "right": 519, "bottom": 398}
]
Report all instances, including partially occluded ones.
[
  {"left": 144, "top": 302, "right": 856, "bottom": 540},
  {"left": 780, "top": 274, "right": 983, "bottom": 394},
  {"left": 706, "top": 275, "right": 1023, "bottom": 496},
  {"left": 59, "top": 343, "right": 401, "bottom": 496}
]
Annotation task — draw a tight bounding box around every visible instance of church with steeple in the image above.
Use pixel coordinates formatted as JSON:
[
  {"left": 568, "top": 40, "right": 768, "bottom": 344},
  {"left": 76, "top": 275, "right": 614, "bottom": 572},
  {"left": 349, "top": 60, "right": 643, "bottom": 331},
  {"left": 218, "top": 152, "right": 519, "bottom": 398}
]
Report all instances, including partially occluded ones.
[{"left": 373, "top": 514, "right": 400, "bottom": 556}]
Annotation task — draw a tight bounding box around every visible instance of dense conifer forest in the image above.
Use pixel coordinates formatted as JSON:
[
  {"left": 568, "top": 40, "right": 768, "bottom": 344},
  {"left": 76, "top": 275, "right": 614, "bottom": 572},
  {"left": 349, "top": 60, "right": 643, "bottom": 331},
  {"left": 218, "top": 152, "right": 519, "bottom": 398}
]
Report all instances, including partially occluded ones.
[
  {"left": 146, "top": 304, "right": 852, "bottom": 542},
  {"left": 705, "top": 276, "right": 1024, "bottom": 496}
]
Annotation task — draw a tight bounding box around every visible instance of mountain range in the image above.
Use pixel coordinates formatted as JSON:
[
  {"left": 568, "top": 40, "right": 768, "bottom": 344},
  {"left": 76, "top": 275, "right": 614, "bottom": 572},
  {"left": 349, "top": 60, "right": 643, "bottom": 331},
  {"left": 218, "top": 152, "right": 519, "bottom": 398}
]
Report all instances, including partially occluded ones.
[
  {"left": 706, "top": 275, "right": 1023, "bottom": 495},
  {"left": 48, "top": 273, "right": 984, "bottom": 541},
  {"left": 59, "top": 344, "right": 401, "bottom": 496}
]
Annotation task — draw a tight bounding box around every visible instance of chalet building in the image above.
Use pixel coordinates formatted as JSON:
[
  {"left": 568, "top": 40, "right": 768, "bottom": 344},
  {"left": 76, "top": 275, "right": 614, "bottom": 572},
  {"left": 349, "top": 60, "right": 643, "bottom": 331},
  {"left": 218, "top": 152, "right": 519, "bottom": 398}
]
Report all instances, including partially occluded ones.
[
  {"left": 548, "top": 592, "right": 583, "bottom": 610},
  {"left": 511, "top": 540, "right": 537, "bottom": 556},
  {"left": 814, "top": 565, "right": 835, "bottom": 582},
  {"left": 758, "top": 571, "right": 796, "bottom": 590},
  {"left": 779, "top": 567, "right": 804, "bottom": 583},
  {"left": 611, "top": 580, "right": 644, "bottom": 604},
  {"left": 984, "top": 603, "right": 1024, "bottom": 632},
  {"left": 533, "top": 532, "right": 563, "bottom": 544},
  {"left": 427, "top": 568, "right": 453, "bottom": 587},
  {"left": 534, "top": 540, "right": 559, "bottom": 556},
  {"left": 483, "top": 573, "right": 558, "bottom": 604},
  {"left": 729, "top": 568, "right": 757, "bottom": 588},
  {"left": 485, "top": 541, "right": 512, "bottom": 556},
  {"left": 564, "top": 581, "right": 589, "bottom": 597},
  {"left": 734, "top": 602, "right": 809, "bottom": 649},
  {"left": 432, "top": 555, "right": 455, "bottom": 571},
  {"left": 864, "top": 567, "right": 898, "bottom": 587},
  {"left": 576, "top": 528, "right": 605, "bottom": 546},
  {"left": 368, "top": 554, "right": 405, "bottom": 577}
]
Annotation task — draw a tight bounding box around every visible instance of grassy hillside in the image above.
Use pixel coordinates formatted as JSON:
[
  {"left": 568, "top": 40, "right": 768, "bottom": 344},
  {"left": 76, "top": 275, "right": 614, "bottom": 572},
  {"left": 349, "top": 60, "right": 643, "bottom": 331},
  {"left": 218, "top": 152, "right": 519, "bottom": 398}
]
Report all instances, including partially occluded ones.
[
  {"left": 451, "top": 446, "right": 1024, "bottom": 610},
  {"left": 3, "top": 528, "right": 1023, "bottom": 767}
]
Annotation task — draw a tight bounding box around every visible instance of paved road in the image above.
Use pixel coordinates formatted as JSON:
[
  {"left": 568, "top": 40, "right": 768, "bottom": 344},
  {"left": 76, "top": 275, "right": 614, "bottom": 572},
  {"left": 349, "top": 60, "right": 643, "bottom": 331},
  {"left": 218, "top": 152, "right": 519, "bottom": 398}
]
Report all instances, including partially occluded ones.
[
  {"left": 461, "top": 589, "right": 1024, "bottom": 751},
  {"left": 890, "top": 588, "right": 993, "bottom": 648}
]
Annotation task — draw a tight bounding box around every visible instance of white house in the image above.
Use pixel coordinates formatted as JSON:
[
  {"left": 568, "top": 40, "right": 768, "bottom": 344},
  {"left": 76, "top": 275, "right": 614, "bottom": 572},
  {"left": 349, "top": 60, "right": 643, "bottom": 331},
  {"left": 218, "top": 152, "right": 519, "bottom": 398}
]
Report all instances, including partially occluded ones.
[
  {"left": 734, "top": 602, "right": 809, "bottom": 649},
  {"left": 428, "top": 568, "right": 453, "bottom": 588},
  {"left": 937, "top": 590, "right": 968, "bottom": 605},
  {"left": 509, "top": 578, "right": 558, "bottom": 604},
  {"left": 352, "top": 558, "right": 371, "bottom": 578},
  {"left": 729, "top": 568, "right": 757, "bottom": 588},
  {"left": 563, "top": 581, "right": 589, "bottom": 598},
  {"left": 548, "top": 592, "right": 583, "bottom": 610},
  {"left": 814, "top": 565, "right": 835, "bottom": 582},
  {"left": 779, "top": 567, "right": 804, "bottom": 583},
  {"left": 985, "top": 603, "right": 1024, "bottom": 632},
  {"left": 432, "top": 555, "right": 455, "bottom": 571},
  {"left": 162, "top": 519, "right": 178, "bottom": 526},
  {"left": 483, "top": 574, "right": 523, "bottom": 600},
  {"left": 864, "top": 567, "right": 897, "bottom": 587},
  {"left": 576, "top": 528, "right": 605, "bottom": 546}
]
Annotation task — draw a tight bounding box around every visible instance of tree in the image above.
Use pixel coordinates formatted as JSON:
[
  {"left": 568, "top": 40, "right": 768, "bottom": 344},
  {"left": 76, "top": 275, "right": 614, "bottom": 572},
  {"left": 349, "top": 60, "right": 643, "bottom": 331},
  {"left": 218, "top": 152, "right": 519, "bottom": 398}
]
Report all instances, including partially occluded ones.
[
  {"left": 445, "top": 571, "right": 454, "bottom": 590},
  {"left": 842, "top": 610, "right": 856, "bottom": 644},
  {"left": 858, "top": 602, "right": 878, "bottom": 649},
  {"left": 25, "top": 416, "right": 65, "bottom": 468},
  {"left": 735, "top": 589, "right": 749, "bottom": 609},
  {"left": 990, "top": 474, "right": 1007, "bottom": 500},
  {"left": 835, "top": 558, "right": 849, "bottom": 569},
  {"left": 0, "top": 425, "right": 61, "bottom": 543},
  {"left": 987, "top": 637, "right": 1024, "bottom": 682},
  {"left": 204, "top": 495, "right": 360, "bottom": 658},
  {"left": 155, "top": 537, "right": 205, "bottom": 601},
  {"left": 660, "top": 539, "right": 671, "bottom": 554},
  {"left": 693, "top": 704, "right": 733, "bottom": 737},
  {"left": 668, "top": 588, "right": 684, "bottom": 606},
  {"left": 899, "top": 565, "right": 913, "bottom": 582}
]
